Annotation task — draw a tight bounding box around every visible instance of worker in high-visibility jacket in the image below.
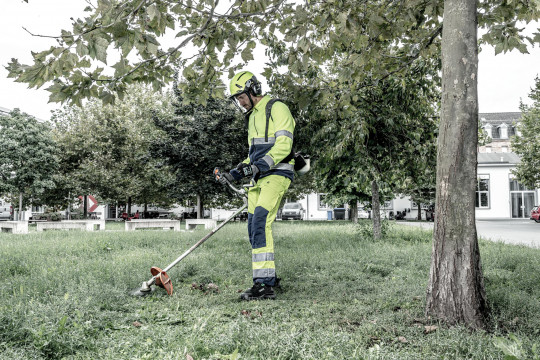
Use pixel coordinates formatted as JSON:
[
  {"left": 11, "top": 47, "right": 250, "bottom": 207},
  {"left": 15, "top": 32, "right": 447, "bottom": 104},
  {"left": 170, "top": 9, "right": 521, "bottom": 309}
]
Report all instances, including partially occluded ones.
[{"left": 219, "top": 70, "right": 295, "bottom": 300}]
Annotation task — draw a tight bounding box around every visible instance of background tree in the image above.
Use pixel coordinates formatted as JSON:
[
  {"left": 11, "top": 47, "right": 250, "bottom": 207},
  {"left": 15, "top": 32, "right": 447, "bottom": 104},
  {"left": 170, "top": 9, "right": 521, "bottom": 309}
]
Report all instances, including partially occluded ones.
[
  {"left": 398, "top": 116, "right": 438, "bottom": 220},
  {"left": 52, "top": 84, "right": 175, "bottom": 216},
  {"left": 151, "top": 83, "right": 246, "bottom": 218},
  {"left": 511, "top": 76, "right": 540, "bottom": 189},
  {"left": 278, "top": 63, "right": 440, "bottom": 238},
  {"left": 0, "top": 109, "right": 58, "bottom": 220}
]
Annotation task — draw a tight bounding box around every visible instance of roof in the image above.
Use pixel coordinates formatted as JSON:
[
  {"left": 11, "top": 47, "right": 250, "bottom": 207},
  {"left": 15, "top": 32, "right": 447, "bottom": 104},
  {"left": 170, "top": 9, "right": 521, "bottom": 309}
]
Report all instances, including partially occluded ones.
[
  {"left": 479, "top": 112, "right": 522, "bottom": 124},
  {"left": 479, "top": 112, "right": 522, "bottom": 140},
  {"left": 478, "top": 152, "right": 521, "bottom": 165}
]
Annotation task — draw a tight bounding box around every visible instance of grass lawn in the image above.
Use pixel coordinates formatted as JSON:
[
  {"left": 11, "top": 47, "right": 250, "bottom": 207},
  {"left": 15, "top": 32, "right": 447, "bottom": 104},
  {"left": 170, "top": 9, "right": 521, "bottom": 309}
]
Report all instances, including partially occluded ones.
[{"left": 1, "top": 220, "right": 540, "bottom": 359}]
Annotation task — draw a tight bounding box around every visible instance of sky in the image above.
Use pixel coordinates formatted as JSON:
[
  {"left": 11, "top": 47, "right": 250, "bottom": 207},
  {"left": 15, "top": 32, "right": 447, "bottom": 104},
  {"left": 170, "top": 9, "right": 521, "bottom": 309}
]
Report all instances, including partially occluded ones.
[{"left": 1, "top": 1, "right": 540, "bottom": 120}]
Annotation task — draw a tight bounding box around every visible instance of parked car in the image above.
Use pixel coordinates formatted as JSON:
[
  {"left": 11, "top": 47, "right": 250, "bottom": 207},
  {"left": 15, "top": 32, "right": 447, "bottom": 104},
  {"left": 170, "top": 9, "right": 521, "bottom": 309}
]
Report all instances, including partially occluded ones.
[
  {"left": 281, "top": 202, "right": 304, "bottom": 220},
  {"left": 531, "top": 206, "right": 540, "bottom": 223},
  {"left": 0, "top": 205, "right": 12, "bottom": 220},
  {"left": 358, "top": 209, "right": 370, "bottom": 219}
]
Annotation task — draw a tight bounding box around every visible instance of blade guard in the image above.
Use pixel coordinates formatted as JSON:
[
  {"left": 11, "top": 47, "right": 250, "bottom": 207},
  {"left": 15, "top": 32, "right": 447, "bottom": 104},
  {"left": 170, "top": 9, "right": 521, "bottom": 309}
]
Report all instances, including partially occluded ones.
[{"left": 150, "top": 266, "right": 173, "bottom": 295}]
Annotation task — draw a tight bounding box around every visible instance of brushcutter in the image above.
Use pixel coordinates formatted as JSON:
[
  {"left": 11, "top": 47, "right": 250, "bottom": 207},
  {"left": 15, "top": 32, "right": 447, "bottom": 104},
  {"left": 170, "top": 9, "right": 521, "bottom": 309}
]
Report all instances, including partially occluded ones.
[{"left": 130, "top": 168, "right": 252, "bottom": 297}]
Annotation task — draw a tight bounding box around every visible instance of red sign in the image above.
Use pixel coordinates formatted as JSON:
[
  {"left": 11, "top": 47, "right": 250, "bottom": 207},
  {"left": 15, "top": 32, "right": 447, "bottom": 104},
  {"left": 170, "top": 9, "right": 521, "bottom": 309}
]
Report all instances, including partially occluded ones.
[{"left": 78, "top": 195, "right": 99, "bottom": 212}]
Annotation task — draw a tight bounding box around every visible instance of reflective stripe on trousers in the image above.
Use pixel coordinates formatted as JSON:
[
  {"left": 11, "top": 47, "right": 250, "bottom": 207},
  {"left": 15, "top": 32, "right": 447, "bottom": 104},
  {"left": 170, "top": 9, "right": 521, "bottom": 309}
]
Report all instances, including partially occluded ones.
[{"left": 247, "top": 175, "right": 291, "bottom": 286}]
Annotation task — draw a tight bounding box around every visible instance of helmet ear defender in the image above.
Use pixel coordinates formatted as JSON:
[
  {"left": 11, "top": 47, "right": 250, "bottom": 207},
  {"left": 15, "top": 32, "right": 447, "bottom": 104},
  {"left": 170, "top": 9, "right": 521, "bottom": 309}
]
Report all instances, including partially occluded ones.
[{"left": 246, "top": 76, "right": 262, "bottom": 96}]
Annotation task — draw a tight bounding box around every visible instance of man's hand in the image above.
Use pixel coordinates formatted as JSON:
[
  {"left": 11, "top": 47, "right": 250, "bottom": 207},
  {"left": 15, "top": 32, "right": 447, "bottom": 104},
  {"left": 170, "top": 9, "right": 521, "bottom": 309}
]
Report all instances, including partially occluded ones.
[
  {"left": 237, "top": 163, "right": 260, "bottom": 182},
  {"left": 218, "top": 172, "right": 234, "bottom": 185},
  {"left": 214, "top": 167, "right": 243, "bottom": 185}
]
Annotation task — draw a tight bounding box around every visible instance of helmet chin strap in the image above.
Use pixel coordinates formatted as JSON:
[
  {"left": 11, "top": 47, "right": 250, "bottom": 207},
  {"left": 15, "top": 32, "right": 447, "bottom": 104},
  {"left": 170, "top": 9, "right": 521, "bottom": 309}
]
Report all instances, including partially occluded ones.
[{"left": 247, "top": 92, "right": 255, "bottom": 110}]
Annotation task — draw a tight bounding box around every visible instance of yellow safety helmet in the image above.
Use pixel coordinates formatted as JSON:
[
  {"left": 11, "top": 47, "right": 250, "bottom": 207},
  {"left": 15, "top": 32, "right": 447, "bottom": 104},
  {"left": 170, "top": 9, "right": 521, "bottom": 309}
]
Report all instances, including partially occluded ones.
[{"left": 229, "top": 71, "right": 262, "bottom": 98}]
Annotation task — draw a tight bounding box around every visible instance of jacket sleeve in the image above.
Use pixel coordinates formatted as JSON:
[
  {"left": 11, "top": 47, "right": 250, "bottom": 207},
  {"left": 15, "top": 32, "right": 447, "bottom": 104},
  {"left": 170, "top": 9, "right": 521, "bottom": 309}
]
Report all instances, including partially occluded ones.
[{"left": 253, "top": 102, "right": 295, "bottom": 172}]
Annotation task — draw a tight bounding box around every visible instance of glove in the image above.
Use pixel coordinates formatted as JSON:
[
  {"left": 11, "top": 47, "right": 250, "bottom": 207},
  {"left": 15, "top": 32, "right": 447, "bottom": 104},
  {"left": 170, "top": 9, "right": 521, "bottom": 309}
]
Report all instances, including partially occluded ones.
[
  {"left": 237, "top": 163, "right": 260, "bottom": 182},
  {"left": 230, "top": 168, "right": 243, "bottom": 181}
]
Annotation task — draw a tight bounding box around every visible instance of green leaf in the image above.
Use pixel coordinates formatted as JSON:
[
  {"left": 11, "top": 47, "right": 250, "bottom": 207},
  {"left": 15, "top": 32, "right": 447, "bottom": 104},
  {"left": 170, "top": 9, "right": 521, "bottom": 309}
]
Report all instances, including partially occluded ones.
[
  {"left": 494, "top": 42, "right": 504, "bottom": 55},
  {"left": 94, "top": 37, "right": 109, "bottom": 63},
  {"left": 76, "top": 41, "right": 89, "bottom": 57},
  {"left": 147, "top": 4, "right": 158, "bottom": 21},
  {"left": 240, "top": 41, "right": 256, "bottom": 62}
]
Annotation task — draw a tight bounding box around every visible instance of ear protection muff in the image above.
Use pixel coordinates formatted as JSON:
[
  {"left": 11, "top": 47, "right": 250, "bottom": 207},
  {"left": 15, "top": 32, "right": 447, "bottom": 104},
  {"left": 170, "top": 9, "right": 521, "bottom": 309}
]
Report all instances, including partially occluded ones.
[{"left": 245, "top": 76, "right": 262, "bottom": 96}]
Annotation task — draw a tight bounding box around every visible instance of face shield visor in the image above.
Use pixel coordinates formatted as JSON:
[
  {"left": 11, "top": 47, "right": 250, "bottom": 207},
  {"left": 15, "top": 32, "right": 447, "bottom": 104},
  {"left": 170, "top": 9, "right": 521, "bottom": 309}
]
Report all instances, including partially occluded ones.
[{"left": 229, "top": 91, "right": 255, "bottom": 113}]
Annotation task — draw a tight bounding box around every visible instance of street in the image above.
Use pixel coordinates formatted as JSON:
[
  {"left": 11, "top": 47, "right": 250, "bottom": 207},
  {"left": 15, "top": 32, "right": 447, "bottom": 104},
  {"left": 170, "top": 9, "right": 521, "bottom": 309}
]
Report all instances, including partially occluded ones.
[{"left": 398, "top": 219, "right": 540, "bottom": 248}]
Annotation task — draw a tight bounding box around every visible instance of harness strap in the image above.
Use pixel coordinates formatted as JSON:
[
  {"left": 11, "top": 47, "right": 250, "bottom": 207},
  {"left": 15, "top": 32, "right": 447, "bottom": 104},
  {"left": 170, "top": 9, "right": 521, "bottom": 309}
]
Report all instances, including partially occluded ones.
[{"left": 264, "top": 99, "right": 294, "bottom": 164}]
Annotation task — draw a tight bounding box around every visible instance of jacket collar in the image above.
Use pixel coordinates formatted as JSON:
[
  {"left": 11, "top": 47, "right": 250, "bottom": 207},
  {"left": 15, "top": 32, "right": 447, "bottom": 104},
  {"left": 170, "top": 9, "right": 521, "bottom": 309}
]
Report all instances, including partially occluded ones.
[{"left": 252, "top": 95, "right": 271, "bottom": 114}]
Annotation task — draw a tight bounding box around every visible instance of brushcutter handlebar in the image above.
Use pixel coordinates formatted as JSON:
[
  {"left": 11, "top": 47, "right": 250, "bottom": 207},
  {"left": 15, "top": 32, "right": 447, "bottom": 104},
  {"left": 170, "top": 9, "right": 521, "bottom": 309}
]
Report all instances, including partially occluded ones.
[{"left": 214, "top": 168, "right": 253, "bottom": 197}]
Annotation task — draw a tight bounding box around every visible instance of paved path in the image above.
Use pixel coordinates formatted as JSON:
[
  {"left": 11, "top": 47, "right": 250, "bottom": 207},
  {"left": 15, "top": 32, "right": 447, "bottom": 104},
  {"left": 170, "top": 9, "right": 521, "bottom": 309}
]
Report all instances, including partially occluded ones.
[{"left": 397, "top": 220, "right": 540, "bottom": 248}]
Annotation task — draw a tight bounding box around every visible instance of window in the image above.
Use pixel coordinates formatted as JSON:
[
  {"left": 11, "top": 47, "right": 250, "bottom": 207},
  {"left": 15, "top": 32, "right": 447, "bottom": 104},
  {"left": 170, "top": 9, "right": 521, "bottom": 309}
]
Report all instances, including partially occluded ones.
[
  {"left": 476, "top": 175, "right": 490, "bottom": 208},
  {"left": 499, "top": 124, "right": 508, "bottom": 139},
  {"left": 318, "top": 194, "right": 329, "bottom": 210},
  {"left": 509, "top": 177, "right": 533, "bottom": 191},
  {"left": 484, "top": 124, "right": 492, "bottom": 138},
  {"left": 381, "top": 200, "right": 393, "bottom": 209},
  {"left": 283, "top": 203, "right": 301, "bottom": 209}
]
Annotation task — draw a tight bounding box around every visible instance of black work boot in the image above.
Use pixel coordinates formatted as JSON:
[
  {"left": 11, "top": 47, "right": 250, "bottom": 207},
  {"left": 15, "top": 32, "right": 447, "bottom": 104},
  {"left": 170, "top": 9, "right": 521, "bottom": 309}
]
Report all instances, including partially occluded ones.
[{"left": 240, "top": 283, "right": 275, "bottom": 301}]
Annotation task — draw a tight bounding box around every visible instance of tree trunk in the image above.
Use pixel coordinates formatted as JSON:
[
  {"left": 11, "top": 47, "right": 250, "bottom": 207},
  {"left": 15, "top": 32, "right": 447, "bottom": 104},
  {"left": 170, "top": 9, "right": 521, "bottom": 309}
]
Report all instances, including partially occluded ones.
[
  {"left": 83, "top": 195, "right": 88, "bottom": 219},
  {"left": 350, "top": 201, "right": 359, "bottom": 224},
  {"left": 425, "top": 0, "right": 488, "bottom": 329},
  {"left": 67, "top": 192, "right": 71, "bottom": 220},
  {"left": 417, "top": 202, "right": 422, "bottom": 220},
  {"left": 144, "top": 203, "right": 148, "bottom": 219},
  {"left": 196, "top": 194, "right": 202, "bottom": 219},
  {"left": 127, "top": 196, "right": 132, "bottom": 217},
  {"left": 371, "top": 180, "right": 381, "bottom": 240},
  {"left": 18, "top": 192, "right": 23, "bottom": 221}
]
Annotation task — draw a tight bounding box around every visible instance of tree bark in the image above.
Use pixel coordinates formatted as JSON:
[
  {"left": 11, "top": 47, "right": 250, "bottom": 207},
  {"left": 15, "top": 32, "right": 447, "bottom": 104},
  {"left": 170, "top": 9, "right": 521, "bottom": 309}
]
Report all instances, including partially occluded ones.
[
  {"left": 425, "top": 0, "right": 488, "bottom": 329},
  {"left": 67, "top": 192, "right": 71, "bottom": 220},
  {"left": 83, "top": 195, "right": 88, "bottom": 219},
  {"left": 18, "top": 192, "right": 23, "bottom": 221},
  {"left": 417, "top": 202, "right": 422, "bottom": 220},
  {"left": 371, "top": 180, "right": 381, "bottom": 239},
  {"left": 196, "top": 194, "right": 202, "bottom": 219},
  {"left": 350, "top": 201, "right": 358, "bottom": 224},
  {"left": 127, "top": 196, "right": 132, "bottom": 217}
]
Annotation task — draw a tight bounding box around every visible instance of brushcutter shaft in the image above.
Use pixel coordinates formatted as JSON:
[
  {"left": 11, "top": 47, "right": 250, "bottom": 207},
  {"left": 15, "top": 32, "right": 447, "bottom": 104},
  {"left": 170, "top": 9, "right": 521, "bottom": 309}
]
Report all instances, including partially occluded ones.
[
  {"left": 136, "top": 173, "right": 252, "bottom": 296},
  {"left": 162, "top": 202, "right": 248, "bottom": 273}
]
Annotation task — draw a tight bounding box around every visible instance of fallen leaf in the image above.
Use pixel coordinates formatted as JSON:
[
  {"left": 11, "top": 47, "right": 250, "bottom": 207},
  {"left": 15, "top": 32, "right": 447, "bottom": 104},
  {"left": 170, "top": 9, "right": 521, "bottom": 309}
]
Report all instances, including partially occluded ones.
[
  {"left": 241, "top": 310, "right": 250, "bottom": 317},
  {"left": 424, "top": 325, "right": 438, "bottom": 334},
  {"left": 186, "top": 354, "right": 194, "bottom": 360},
  {"left": 397, "top": 336, "right": 408, "bottom": 343},
  {"left": 207, "top": 283, "right": 219, "bottom": 291},
  {"left": 132, "top": 321, "right": 142, "bottom": 328}
]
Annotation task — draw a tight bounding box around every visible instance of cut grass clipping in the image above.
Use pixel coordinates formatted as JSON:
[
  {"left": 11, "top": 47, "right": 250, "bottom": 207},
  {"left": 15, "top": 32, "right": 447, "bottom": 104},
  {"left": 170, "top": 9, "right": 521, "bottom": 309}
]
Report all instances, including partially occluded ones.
[{"left": 1, "top": 221, "right": 539, "bottom": 359}]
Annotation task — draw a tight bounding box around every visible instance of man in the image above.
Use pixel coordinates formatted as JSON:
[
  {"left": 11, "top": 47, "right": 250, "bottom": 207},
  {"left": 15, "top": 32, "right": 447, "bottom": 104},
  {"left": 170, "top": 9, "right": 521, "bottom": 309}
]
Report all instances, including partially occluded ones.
[{"left": 220, "top": 70, "right": 295, "bottom": 300}]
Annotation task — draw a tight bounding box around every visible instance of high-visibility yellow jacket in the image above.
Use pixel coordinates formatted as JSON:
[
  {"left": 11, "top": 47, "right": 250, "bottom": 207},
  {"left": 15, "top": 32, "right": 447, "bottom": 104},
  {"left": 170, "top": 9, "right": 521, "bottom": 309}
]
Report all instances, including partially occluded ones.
[{"left": 243, "top": 95, "right": 295, "bottom": 180}]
